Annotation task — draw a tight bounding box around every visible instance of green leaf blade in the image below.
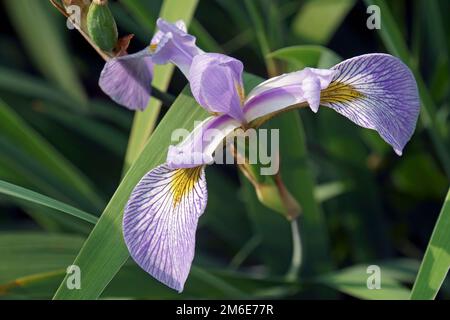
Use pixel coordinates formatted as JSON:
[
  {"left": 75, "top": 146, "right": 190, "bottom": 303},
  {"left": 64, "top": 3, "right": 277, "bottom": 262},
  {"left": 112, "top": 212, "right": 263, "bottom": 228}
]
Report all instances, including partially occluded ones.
[
  {"left": 0, "top": 99, "right": 103, "bottom": 210},
  {"left": 4, "top": 0, "right": 87, "bottom": 106},
  {"left": 292, "top": 0, "right": 356, "bottom": 45},
  {"left": 0, "top": 180, "right": 98, "bottom": 225},
  {"left": 411, "top": 188, "right": 450, "bottom": 299}
]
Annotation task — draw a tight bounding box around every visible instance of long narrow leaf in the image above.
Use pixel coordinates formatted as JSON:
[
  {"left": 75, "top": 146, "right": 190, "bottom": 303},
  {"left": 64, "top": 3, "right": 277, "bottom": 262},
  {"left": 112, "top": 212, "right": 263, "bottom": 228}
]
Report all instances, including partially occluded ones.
[
  {"left": 4, "top": 0, "right": 87, "bottom": 106},
  {"left": 317, "top": 262, "right": 414, "bottom": 300},
  {"left": 0, "top": 180, "right": 98, "bottom": 225},
  {"left": 292, "top": 0, "right": 356, "bottom": 45},
  {"left": 0, "top": 99, "right": 103, "bottom": 210},
  {"left": 411, "top": 188, "right": 450, "bottom": 299}
]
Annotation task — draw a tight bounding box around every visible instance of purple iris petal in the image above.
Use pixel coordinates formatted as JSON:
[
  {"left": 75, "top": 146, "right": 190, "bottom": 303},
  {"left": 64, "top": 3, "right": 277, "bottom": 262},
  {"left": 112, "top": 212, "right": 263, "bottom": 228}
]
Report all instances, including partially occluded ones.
[
  {"left": 189, "top": 53, "right": 246, "bottom": 122},
  {"left": 156, "top": 19, "right": 190, "bottom": 38},
  {"left": 123, "top": 164, "right": 207, "bottom": 292},
  {"left": 243, "top": 68, "right": 336, "bottom": 121},
  {"left": 151, "top": 18, "right": 203, "bottom": 77},
  {"left": 167, "top": 115, "right": 240, "bottom": 169},
  {"left": 99, "top": 49, "right": 154, "bottom": 110},
  {"left": 321, "top": 53, "right": 420, "bottom": 155},
  {"left": 99, "top": 18, "right": 201, "bottom": 110}
]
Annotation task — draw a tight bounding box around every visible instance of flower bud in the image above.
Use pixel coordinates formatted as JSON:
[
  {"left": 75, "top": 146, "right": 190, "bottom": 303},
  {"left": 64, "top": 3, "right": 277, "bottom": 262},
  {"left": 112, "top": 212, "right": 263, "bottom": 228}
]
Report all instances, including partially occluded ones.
[
  {"left": 238, "top": 160, "right": 301, "bottom": 220},
  {"left": 254, "top": 178, "right": 301, "bottom": 220},
  {"left": 86, "top": 0, "right": 118, "bottom": 52}
]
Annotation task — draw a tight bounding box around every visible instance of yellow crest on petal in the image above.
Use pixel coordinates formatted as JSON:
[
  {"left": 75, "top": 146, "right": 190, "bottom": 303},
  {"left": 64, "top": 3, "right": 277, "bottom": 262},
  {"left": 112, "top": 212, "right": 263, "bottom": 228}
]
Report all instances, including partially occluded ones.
[
  {"left": 170, "top": 167, "right": 203, "bottom": 206},
  {"left": 320, "top": 81, "right": 365, "bottom": 104},
  {"left": 149, "top": 43, "right": 158, "bottom": 53},
  {"left": 235, "top": 82, "right": 246, "bottom": 105}
]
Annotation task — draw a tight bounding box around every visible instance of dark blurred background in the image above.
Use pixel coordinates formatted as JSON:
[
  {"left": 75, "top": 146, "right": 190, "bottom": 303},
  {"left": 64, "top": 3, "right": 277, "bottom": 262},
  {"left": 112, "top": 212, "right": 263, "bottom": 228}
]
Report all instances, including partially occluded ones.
[{"left": 0, "top": 0, "right": 448, "bottom": 299}]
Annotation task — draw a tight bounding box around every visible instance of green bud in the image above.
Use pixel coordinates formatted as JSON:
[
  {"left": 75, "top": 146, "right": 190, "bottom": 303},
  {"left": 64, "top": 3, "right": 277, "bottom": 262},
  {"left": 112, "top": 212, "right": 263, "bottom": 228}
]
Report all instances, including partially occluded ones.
[
  {"left": 87, "top": 0, "right": 118, "bottom": 52},
  {"left": 238, "top": 161, "right": 300, "bottom": 220},
  {"left": 233, "top": 140, "right": 300, "bottom": 220},
  {"left": 254, "top": 178, "right": 301, "bottom": 220},
  {"left": 255, "top": 182, "right": 285, "bottom": 215}
]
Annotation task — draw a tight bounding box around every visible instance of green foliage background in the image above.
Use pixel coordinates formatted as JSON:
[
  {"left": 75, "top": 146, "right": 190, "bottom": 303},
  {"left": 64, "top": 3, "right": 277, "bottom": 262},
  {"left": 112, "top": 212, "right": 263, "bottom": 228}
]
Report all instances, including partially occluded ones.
[{"left": 0, "top": 0, "right": 448, "bottom": 300}]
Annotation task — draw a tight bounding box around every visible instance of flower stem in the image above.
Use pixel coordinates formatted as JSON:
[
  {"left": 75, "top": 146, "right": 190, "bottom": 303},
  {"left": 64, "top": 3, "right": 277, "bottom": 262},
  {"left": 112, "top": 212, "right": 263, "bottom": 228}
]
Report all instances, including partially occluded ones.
[
  {"left": 285, "top": 218, "right": 302, "bottom": 281},
  {"left": 48, "top": 0, "right": 111, "bottom": 61},
  {"left": 150, "top": 86, "right": 176, "bottom": 108},
  {"left": 229, "top": 235, "right": 262, "bottom": 270}
]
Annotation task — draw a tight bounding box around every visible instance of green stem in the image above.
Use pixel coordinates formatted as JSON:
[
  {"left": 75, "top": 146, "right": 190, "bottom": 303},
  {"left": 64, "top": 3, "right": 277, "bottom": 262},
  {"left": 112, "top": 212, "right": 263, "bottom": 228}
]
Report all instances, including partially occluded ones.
[
  {"left": 49, "top": 0, "right": 112, "bottom": 61},
  {"left": 285, "top": 219, "right": 302, "bottom": 281},
  {"left": 229, "top": 235, "right": 262, "bottom": 270},
  {"left": 150, "top": 86, "right": 176, "bottom": 107}
]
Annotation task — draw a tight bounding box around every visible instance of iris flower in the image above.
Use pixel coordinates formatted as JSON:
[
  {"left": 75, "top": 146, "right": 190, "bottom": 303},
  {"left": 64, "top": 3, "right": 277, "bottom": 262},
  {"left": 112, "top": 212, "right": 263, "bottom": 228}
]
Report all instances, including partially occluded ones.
[
  {"left": 122, "top": 44, "right": 420, "bottom": 291},
  {"left": 99, "top": 18, "right": 202, "bottom": 110}
]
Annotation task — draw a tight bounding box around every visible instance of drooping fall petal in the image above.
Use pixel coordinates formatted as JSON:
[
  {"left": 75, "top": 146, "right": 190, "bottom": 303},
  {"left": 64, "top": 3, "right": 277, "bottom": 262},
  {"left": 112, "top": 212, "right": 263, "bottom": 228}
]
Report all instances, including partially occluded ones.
[
  {"left": 99, "top": 49, "right": 153, "bottom": 110},
  {"left": 320, "top": 53, "right": 420, "bottom": 155},
  {"left": 99, "top": 18, "right": 201, "bottom": 110},
  {"left": 123, "top": 164, "right": 207, "bottom": 292}
]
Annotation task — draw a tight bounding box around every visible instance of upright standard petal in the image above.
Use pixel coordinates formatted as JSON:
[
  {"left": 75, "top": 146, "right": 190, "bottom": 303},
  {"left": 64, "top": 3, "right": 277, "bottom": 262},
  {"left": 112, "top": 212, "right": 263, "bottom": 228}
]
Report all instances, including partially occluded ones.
[
  {"left": 123, "top": 164, "right": 207, "bottom": 292},
  {"left": 99, "top": 49, "right": 153, "bottom": 110},
  {"left": 243, "top": 68, "right": 336, "bottom": 122},
  {"left": 167, "top": 115, "right": 241, "bottom": 169},
  {"left": 189, "top": 53, "right": 246, "bottom": 122},
  {"left": 320, "top": 54, "right": 420, "bottom": 155},
  {"left": 150, "top": 18, "right": 202, "bottom": 77}
]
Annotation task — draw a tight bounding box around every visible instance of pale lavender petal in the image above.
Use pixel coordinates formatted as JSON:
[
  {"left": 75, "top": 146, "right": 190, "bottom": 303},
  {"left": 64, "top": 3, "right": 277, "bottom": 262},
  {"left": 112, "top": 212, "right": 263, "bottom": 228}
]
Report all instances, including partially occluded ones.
[
  {"left": 99, "top": 49, "right": 153, "bottom": 110},
  {"left": 150, "top": 18, "right": 202, "bottom": 77},
  {"left": 320, "top": 53, "right": 420, "bottom": 155},
  {"left": 189, "top": 53, "right": 245, "bottom": 122},
  {"left": 243, "top": 68, "right": 336, "bottom": 122},
  {"left": 123, "top": 164, "right": 207, "bottom": 292},
  {"left": 174, "top": 20, "right": 188, "bottom": 32},
  {"left": 157, "top": 18, "right": 189, "bottom": 37},
  {"left": 150, "top": 19, "right": 190, "bottom": 48},
  {"left": 302, "top": 76, "right": 322, "bottom": 112},
  {"left": 167, "top": 115, "right": 240, "bottom": 169}
]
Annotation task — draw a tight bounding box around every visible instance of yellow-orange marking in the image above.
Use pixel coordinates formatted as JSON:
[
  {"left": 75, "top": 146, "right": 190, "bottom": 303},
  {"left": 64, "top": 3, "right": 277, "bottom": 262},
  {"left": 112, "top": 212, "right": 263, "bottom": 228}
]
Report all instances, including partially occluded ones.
[
  {"left": 170, "top": 167, "right": 203, "bottom": 206},
  {"left": 236, "top": 83, "right": 246, "bottom": 105},
  {"left": 149, "top": 43, "right": 158, "bottom": 53},
  {"left": 320, "top": 81, "right": 365, "bottom": 104}
]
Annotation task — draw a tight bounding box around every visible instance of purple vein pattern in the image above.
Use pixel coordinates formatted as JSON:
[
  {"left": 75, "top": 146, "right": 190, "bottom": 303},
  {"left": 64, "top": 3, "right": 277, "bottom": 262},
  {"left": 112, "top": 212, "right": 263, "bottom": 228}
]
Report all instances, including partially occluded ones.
[
  {"left": 321, "top": 53, "right": 420, "bottom": 155},
  {"left": 123, "top": 164, "right": 207, "bottom": 292}
]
